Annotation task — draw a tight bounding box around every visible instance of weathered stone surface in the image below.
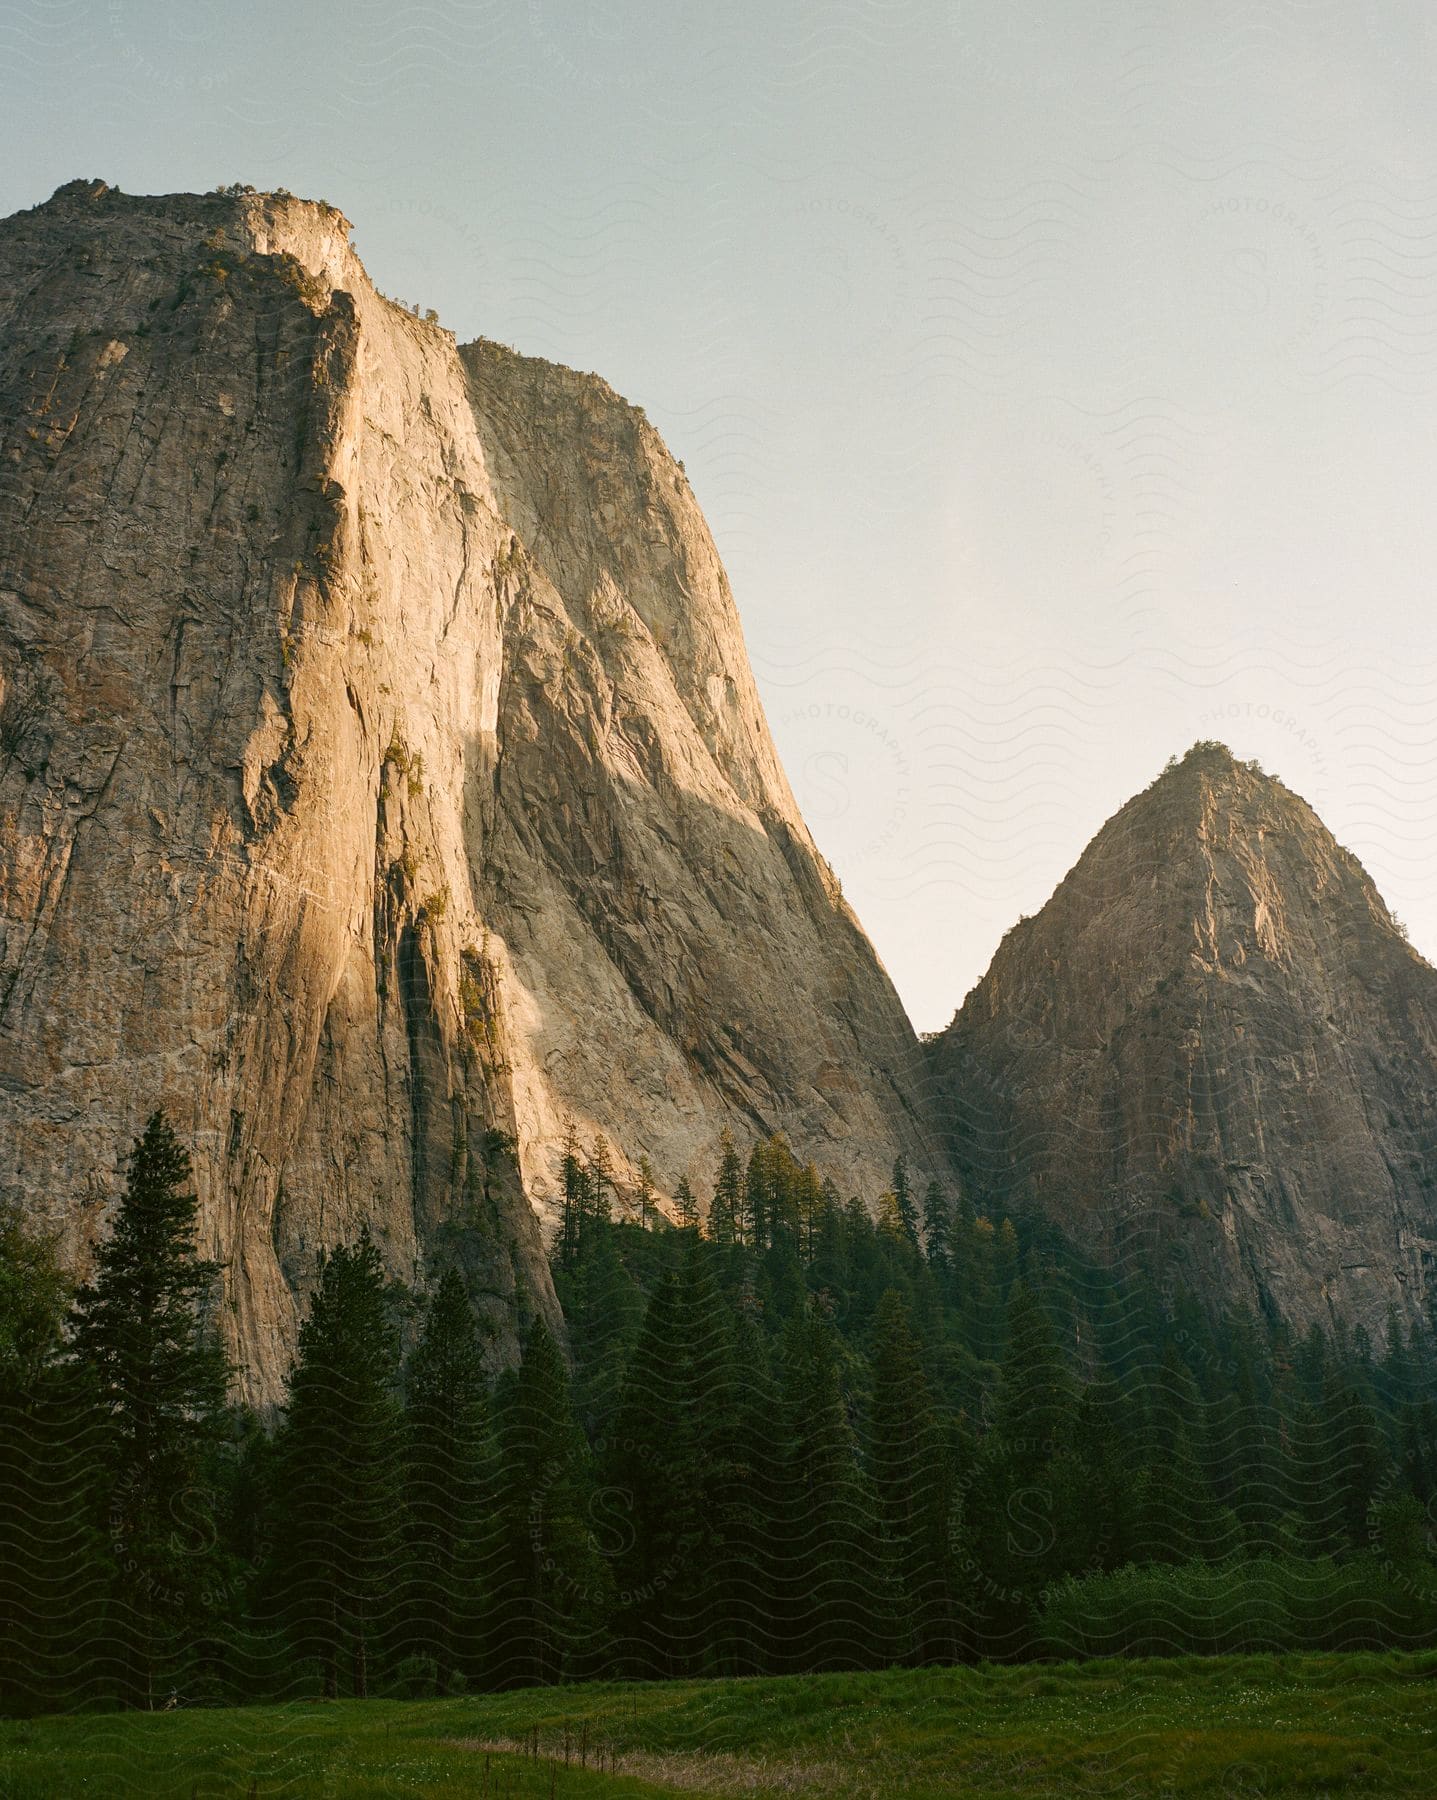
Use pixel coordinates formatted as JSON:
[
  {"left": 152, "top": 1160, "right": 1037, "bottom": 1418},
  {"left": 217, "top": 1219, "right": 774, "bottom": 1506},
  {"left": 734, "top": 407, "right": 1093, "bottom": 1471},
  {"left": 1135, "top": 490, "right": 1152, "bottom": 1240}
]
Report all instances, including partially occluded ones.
[
  {"left": 0, "top": 182, "right": 937, "bottom": 1403},
  {"left": 929, "top": 742, "right": 1437, "bottom": 1338}
]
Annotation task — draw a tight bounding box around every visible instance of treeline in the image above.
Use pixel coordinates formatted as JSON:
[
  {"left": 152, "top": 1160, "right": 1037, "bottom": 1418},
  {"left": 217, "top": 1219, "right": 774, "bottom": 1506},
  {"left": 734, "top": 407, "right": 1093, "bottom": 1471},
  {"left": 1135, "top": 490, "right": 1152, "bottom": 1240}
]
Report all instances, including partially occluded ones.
[{"left": 1, "top": 1118, "right": 1435, "bottom": 1714}]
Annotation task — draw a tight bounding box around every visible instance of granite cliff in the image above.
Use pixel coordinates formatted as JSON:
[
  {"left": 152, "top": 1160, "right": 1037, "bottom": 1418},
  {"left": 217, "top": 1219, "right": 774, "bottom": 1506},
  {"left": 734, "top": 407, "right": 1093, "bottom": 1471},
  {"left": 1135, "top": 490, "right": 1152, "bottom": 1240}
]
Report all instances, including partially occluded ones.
[
  {"left": 0, "top": 181, "right": 936, "bottom": 1402},
  {"left": 929, "top": 742, "right": 1437, "bottom": 1339}
]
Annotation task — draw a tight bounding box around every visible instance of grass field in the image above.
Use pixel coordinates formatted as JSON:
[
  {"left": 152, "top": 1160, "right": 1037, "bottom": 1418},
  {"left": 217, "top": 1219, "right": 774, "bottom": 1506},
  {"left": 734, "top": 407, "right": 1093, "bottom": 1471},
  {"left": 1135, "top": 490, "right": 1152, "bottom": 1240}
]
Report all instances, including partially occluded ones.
[{"left": 3, "top": 1652, "right": 1436, "bottom": 1797}]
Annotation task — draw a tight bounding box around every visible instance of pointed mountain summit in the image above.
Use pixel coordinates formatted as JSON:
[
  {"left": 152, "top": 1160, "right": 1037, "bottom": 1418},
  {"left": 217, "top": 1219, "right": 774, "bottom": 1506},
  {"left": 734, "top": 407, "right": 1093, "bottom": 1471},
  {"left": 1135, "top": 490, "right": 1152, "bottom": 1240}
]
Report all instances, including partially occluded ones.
[{"left": 929, "top": 741, "right": 1437, "bottom": 1336}]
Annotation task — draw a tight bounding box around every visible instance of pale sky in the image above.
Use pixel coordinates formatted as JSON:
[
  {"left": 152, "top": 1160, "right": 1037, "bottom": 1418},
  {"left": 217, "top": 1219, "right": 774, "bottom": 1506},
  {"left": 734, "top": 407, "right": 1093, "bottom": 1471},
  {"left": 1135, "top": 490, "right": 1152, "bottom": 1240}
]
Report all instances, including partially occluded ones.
[{"left": 4, "top": 2, "right": 1437, "bottom": 1030}]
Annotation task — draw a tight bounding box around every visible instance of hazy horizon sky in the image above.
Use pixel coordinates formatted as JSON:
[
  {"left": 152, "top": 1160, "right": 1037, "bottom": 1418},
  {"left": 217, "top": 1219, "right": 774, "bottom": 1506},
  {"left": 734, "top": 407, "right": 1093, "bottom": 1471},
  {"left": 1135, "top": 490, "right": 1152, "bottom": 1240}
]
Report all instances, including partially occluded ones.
[{"left": 4, "top": 2, "right": 1437, "bottom": 1030}]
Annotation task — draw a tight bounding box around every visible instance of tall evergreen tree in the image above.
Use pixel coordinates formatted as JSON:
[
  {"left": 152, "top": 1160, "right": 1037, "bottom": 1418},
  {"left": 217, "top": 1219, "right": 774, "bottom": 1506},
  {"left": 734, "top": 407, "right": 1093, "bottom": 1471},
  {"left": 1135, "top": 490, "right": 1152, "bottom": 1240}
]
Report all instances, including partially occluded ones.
[
  {"left": 1207, "top": 1315, "right": 1283, "bottom": 1554},
  {"left": 744, "top": 1142, "right": 771, "bottom": 1250},
  {"left": 865, "top": 1289, "right": 956, "bottom": 1662},
  {"left": 587, "top": 1136, "right": 615, "bottom": 1234},
  {"left": 968, "top": 1281, "right": 1083, "bottom": 1648},
  {"left": 1071, "top": 1376, "right": 1138, "bottom": 1573},
  {"left": 268, "top": 1229, "right": 404, "bottom": 1699},
  {"left": 488, "top": 1318, "right": 607, "bottom": 1685},
  {"left": 922, "top": 1179, "right": 953, "bottom": 1281},
  {"left": 688, "top": 1250, "right": 777, "bottom": 1676},
  {"left": 892, "top": 1157, "right": 919, "bottom": 1247},
  {"left": 774, "top": 1311, "right": 888, "bottom": 1671},
  {"left": 0, "top": 1208, "right": 110, "bottom": 1712},
  {"left": 635, "top": 1155, "right": 657, "bottom": 1230},
  {"left": 673, "top": 1177, "right": 701, "bottom": 1233},
  {"left": 708, "top": 1130, "right": 743, "bottom": 1246},
  {"left": 603, "top": 1269, "right": 693, "bottom": 1672},
  {"left": 789, "top": 1161, "right": 820, "bottom": 1259},
  {"left": 70, "top": 1114, "right": 231, "bottom": 1708},
  {"left": 401, "top": 1268, "right": 490, "bottom": 1689},
  {"left": 1320, "top": 1367, "right": 1390, "bottom": 1551},
  {"left": 558, "top": 1125, "right": 588, "bottom": 1269},
  {"left": 553, "top": 1212, "right": 643, "bottom": 1441},
  {"left": 1131, "top": 1347, "right": 1223, "bottom": 1564}
]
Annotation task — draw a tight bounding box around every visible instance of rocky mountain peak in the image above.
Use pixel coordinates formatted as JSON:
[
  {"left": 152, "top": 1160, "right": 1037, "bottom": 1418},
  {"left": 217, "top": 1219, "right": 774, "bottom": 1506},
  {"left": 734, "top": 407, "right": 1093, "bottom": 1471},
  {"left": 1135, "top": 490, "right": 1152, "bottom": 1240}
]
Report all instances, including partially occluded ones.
[
  {"left": 0, "top": 182, "right": 939, "bottom": 1404},
  {"left": 931, "top": 748, "right": 1437, "bottom": 1340}
]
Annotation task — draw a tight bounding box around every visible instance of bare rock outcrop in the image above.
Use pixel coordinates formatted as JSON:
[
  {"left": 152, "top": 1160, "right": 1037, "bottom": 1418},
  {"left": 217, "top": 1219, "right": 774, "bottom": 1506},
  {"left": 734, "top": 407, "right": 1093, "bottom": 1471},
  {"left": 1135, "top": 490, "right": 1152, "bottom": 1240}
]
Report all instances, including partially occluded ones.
[
  {"left": 0, "top": 181, "right": 936, "bottom": 1402},
  {"left": 929, "top": 742, "right": 1437, "bottom": 1338}
]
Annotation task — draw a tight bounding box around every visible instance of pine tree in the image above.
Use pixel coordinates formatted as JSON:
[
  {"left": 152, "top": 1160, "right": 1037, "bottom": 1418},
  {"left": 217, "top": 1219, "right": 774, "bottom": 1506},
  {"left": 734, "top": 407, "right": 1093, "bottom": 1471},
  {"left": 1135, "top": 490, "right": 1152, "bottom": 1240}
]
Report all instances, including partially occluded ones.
[
  {"left": 765, "top": 1136, "right": 803, "bottom": 1249},
  {"left": 587, "top": 1136, "right": 615, "bottom": 1233},
  {"left": 603, "top": 1270, "right": 689, "bottom": 1672},
  {"left": 70, "top": 1113, "right": 231, "bottom": 1708},
  {"left": 991, "top": 1220, "right": 1020, "bottom": 1326},
  {"left": 922, "top": 1180, "right": 952, "bottom": 1280},
  {"left": 968, "top": 1281, "right": 1082, "bottom": 1648},
  {"left": 635, "top": 1155, "right": 656, "bottom": 1230},
  {"left": 774, "top": 1311, "right": 887, "bottom": 1671},
  {"left": 876, "top": 1187, "right": 903, "bottom": 1241},
  {"left": 793, "top": 1161, "right": 824, "bottom": 1260},
  {"left": 487, "top": 1317, "right": 607, "bottom": 1685},
  {"left": 1284, "top": 1386, "right": 1344, "bottom": 1560},
  {"left": 708, "top": 1131, "right": 743, "bottom": 1246},
  {"left": 807, "top": 1176, "right": 848, "bottom": 1297},
  {"left": 1207, "top": 1315, "right": 1283, "bottom": 1554},
  {"left": 1320, "top": 1367, "right": 1390, "bottom": 1551},
  {"left": 601, "top": 1235, "right": 780, "bottom": 1677},
  {"left": 988, "top": 1281, "right": 1077, "bottom": 1465},
  {"left": 1071, "top": 1377, "right": 1137, "bottom": 1573},
  {"left": 402, "top": 1268, "right": 490, "bottom": 1690},
  {"left": 0, "top": 1207, "right": 110, "bottom": 1712},
  {"left": 1131, "top": 1346, "right": 1223, "bottom": 1563},
  {"left": 865, "top": 1289, "right": 956, "bottom": 1662},
  {"left": 892, "top": 1157, "right": 919, "bottom": 1247},
  {"left": 558, "top": 1125, "right": 588, "bottom": 1269},
  {"left": 744, "top": 1142, "right": 771, "bottom": 1250},
  {"left": 553, "top": 1212, "right": 643, "bottom": 1442},
  {"left": 269, "top": 1229, "right": 404, "bottom": 1698},
  {"left": 673, "top": 1177, "right": 700, "bottom": 1232},
  {"left": 686, "top": 1248, "right": 777, "bottom": 1675}
]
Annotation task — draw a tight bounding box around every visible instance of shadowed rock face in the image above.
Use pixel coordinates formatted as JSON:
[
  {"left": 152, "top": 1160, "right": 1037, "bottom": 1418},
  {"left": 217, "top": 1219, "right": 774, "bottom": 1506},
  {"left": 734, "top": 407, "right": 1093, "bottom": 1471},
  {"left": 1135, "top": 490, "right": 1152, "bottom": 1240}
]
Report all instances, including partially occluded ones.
[
  {"left": 929, "top": 742, "right": 1437, "bottom": 1339},
  {"left": 0, "top": 181, "right": 937, "bottom": 1403}
]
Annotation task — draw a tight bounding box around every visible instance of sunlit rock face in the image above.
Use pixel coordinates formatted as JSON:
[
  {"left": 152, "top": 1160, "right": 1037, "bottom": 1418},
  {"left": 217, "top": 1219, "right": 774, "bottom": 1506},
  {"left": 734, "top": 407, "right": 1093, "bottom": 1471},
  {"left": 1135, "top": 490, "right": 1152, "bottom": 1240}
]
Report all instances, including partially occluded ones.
[
  {"left": 0, "top": 181, "right": 938, "bottom": 1402},
  {"left": 930, "top": 742, "right": 1437, "bottom": 1339}
]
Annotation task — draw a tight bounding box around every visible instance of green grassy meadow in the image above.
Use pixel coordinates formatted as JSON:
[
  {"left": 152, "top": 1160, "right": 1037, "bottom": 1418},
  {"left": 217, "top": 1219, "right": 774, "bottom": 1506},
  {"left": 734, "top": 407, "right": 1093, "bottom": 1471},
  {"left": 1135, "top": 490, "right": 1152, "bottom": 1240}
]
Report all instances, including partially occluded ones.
[{"left": 4, "top": 1652, "right": 1437, "bottom": 1798}]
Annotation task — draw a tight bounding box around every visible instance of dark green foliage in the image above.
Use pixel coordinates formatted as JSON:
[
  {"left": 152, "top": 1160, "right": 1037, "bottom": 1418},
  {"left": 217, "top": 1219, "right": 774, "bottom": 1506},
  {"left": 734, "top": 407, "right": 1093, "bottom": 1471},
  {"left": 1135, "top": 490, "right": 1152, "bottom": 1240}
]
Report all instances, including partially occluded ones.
[
  {"left": 892, "top": 1156, "right": 919, "bottom": 1246},
  {"left": 558, "top": 1124, "right": 588, "bottom": 1269},
  {"left": 69, "top": 1114, "right": 232, "bottom": 1708},
  {"left": 552, "top": 1212, "right": 643, "bottom": 1442},
  {"left": 922, "top": 1178, "right": 952, "bottom": 1276},
  {"left": 673, "top": 1176, "right": 700, "bottom": 1231},
  {"left": 267, "top": 1229, "right": 405, "bottom": 1699},
  {"left": 865, "top": 1289, "right": 958, "bottom": 1661},
  {"left": 0, "top": 1210, "right": 110, "bottom": 1712},
  {"left": 399, "top": 1268, "right": 491, "bottom": 1689},
  {"left": 774, "top": 1309, "right": 890, "bottom": 1669},
  {"left": 708, "top": 1129, "right": 742, "bottom": 1246},
  {"left": 7, "top": 1113, "right": 1437, "bottom": 1714},
  {"left": 1039, "top": 1555, "right": 1437, "bottom": 1658},
  {"left": 965, "top": 1281, "right": 1085, "bottom": 1649},
  {"left": 486, "top": 1318, "right": 607, "bottom": 1685}
]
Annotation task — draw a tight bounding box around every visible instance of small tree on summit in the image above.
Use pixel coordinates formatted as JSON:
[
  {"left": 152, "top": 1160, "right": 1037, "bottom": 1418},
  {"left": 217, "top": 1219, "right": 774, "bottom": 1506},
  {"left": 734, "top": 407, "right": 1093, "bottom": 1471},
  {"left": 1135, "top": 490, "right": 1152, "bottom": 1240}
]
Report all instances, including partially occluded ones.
[{"left": 70, "top": 1111, "right": 231, "bottom": 1708}]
